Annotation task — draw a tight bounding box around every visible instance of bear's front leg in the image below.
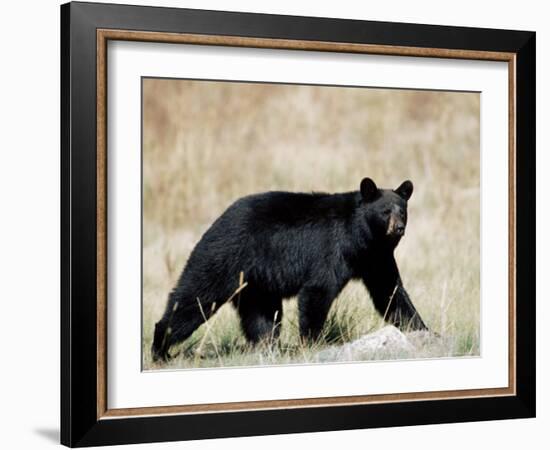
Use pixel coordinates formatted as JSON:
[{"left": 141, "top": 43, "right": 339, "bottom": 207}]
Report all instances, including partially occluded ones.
[
  {"left": 384, "top": 283, "right": 428, "bottom": 331},
  {"left": 298, "top": 285, "right": 339, "bottom": 342},
  {"left": 361, "top": 253, "right": 428, "bottom": 331}
]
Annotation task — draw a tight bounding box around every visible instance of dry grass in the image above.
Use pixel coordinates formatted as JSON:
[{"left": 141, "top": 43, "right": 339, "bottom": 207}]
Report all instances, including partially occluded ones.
[{"left": 142, "top": 79, "right": 480, "bottom": 370}]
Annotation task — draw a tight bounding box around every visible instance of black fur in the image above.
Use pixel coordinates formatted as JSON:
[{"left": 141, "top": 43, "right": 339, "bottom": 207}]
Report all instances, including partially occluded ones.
[{"left": 152, "top": 178, "right": 428, "bottom": 361}]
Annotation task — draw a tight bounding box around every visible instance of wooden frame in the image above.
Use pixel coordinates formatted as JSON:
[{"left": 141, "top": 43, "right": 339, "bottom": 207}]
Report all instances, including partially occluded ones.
[{"left": 61, "top": 1, "right": 535, "bottom": 447}]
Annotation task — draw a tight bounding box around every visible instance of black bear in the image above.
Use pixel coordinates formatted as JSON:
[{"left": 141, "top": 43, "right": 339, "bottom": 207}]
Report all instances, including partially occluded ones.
[{"left": 152, "top": 178, "right": 428, "bottom": 361}]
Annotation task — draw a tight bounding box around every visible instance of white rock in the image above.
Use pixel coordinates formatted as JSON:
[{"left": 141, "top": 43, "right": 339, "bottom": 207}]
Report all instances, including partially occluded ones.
[{"left": 316, "top": 326, "right": 415, "bottom": 362}]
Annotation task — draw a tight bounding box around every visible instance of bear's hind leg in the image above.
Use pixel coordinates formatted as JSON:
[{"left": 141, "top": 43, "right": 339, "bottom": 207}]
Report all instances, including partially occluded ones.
[
  {"left": 152, "top": 291, "right": 222, "bottom": 362},
  {"left": 236, "top": 290, "right": 283, "bottom": 345}
]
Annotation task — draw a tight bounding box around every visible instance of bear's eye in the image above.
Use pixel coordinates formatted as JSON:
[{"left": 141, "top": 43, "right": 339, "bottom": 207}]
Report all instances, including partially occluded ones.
[{"left": 383, "top": 208, "right": 392, "bottom": 215}]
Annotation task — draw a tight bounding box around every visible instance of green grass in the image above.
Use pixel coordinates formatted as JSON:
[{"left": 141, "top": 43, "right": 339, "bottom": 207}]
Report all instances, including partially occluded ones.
[{"left": 141, "top": 80, "right": 480, "bottom": 370}]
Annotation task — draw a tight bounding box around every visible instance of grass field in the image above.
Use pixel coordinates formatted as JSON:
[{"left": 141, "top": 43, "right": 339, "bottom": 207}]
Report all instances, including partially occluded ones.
[{"left": 142, "top": 79, "right": 480, "bottom": 370}]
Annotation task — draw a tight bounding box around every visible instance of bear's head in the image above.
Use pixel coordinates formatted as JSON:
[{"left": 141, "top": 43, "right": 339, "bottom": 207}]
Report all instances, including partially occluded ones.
[{"left": 359, "top": 177, "right": 413, "bottom": 247}]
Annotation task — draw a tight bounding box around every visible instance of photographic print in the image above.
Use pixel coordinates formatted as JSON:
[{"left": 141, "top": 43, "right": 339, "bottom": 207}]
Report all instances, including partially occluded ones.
[
  {"left": 62, "top": 5, "right": 534, "bottom": 445},
  {"left": 142, "top": 78, "right": 480, "bottom": 370}
]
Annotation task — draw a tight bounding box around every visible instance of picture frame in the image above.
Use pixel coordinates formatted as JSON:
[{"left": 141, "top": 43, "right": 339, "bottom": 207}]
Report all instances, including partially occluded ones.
[{"left": 60, "top": 1, "right": 535, "bottom": 447}]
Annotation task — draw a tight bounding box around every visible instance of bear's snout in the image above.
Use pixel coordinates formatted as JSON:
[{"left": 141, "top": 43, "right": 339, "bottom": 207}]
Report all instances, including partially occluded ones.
[{"left": 386, "top": 214, "right": 405, "bottom": 237}]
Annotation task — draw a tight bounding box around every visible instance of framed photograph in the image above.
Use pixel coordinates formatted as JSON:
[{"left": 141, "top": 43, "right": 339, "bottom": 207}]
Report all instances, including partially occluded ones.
[{"left": 61, "top": 1, "right": 535, "bottom": 447}]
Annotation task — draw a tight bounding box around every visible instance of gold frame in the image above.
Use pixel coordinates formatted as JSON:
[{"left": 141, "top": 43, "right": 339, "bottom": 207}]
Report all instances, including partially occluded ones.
[{"left": 96, "top": 29, "right": 516, "bottom": 420}]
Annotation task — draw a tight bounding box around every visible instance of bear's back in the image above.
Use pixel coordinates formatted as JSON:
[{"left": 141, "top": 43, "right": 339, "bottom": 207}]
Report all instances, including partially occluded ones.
[{"left": 232, "top": 190, "right": 358, "bottom": 228}]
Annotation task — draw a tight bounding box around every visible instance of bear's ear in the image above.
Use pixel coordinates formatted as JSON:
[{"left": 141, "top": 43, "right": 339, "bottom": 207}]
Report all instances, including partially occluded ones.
[
  {"left": 395, "top": 180, "right": 413, "bottom": 200},
  {"left": 360, "top": 177, "right": 378, "bottom": 202}
]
